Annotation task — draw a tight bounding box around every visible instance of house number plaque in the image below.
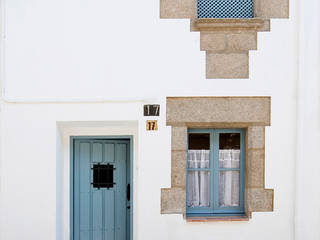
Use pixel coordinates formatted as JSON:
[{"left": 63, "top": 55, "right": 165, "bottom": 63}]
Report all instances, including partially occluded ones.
[
  {"left": 146, "top": 120, "right": 158, "bottom": 131},
  {"left": 144, "top": 104, "right": 160, "bottom": 116}
]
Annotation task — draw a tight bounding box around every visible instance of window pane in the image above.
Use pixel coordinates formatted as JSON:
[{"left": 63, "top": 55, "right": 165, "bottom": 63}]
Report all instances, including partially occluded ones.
[
  {"left": 188, "top": 133, "right": 210, "bottom": 150},
  {"left": 188, "top": 150, "right": 210, "bottom": 168},
  {"left": 219, "top": 171, "right": 240, "bottom": 207},
  {"left": 187, "top": 171, "right": 210, "bottom": 207},
  {"left": 219, "top": 133, "right": 240, "bottom": 168},
  {"left": 219, "top": 133, "right": 240, "bottom": 149}
]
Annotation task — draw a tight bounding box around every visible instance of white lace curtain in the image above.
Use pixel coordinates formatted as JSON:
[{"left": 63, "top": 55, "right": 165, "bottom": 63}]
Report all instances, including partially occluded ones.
[
  {"left": 187, "top": 149, "right": 240, "bottom": 208},
  {"left": 187, "top": 150, "right": 210, "bottom": 207},
  {"left": 219, "top": 150, "right": 240, "bottom": 207}
]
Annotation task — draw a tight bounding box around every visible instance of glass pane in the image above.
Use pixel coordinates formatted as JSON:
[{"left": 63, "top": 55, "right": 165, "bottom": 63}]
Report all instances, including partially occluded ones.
[
  {"left": 188, "top": 133, "right": 210, "bottom": 150},
  {"left": 219, "top": 133, "right": 240, "bottom": 168},
  {"left": 219, "top": 171, "right": 240, "bottom": 207},
  {"left": 188, "top": 150, "right": 210, "bottom": 168},
  {"left": 219, "top": 133, "right": 240, "bottom": 149},
  {"left": 187, "top": 171, "right": 210, "bottom": 207}
]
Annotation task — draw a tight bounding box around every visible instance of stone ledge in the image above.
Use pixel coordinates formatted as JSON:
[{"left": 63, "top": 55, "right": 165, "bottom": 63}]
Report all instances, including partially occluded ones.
[{"left": 194, "top": 18, "right": 266, "bottom": 31}]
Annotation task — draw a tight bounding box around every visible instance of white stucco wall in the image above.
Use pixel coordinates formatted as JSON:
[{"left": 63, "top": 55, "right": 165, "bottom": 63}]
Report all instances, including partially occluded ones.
[{"left": 1, "top": 0, "right": 319, "bottom": 240}]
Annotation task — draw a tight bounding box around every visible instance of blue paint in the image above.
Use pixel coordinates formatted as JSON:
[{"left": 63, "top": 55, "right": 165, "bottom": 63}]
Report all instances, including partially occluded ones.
[
  {"left": 197, "top": 0, "right": 254, "bottom": 18},
  {"left": 71, "top": 136, "right": 133, "bottom": 240},
  {"left": 186, "top": 129, "right": 245, "bottom": 216}
]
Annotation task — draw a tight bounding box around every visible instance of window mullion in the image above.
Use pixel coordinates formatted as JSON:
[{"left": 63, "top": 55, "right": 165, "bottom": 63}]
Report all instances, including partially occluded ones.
[
  {"left": 212, "top": 130, "right": 219, "bottom": 212},
  {"left": 209, "top": 130, "right": 214, "bottom": 212}
]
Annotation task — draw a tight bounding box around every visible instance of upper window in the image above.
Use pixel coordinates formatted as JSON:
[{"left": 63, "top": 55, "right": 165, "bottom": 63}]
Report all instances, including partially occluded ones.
[
  {"left": 197, "top": 0, "right": 254, "bottom": 18},
  {"left": 186, "top": 129, "right": 245, "bottom": 216}
]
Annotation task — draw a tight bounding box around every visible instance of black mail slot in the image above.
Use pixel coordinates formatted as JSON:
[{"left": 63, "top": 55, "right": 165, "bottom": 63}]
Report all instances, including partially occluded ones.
[{"left": 92, "top": 163, "right": 115, "bottom": 189}]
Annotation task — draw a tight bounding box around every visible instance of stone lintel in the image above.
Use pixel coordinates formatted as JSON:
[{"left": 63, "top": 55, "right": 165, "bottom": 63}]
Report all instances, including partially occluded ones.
[{"left": 167, "top": 97, "right": 271, "bottom": 126}]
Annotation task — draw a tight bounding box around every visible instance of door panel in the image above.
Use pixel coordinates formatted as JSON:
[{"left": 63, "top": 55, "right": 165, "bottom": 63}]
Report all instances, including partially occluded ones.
[{"left": 73, "top": 139, "right": 129, "bottom": 240}]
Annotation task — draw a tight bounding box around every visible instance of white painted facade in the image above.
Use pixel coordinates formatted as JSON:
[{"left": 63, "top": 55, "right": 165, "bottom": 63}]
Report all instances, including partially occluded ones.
[{"left": 0, "top": 0, "right": 319, "bottom": 240}]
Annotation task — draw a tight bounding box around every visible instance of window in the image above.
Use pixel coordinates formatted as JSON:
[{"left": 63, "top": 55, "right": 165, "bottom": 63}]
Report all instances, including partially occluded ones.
[
  {"left": 197, "top": 0, "right": 254, "bottom": 19},
  {"left": 186, "top": 129, "right": 245, "bottom": 216}
]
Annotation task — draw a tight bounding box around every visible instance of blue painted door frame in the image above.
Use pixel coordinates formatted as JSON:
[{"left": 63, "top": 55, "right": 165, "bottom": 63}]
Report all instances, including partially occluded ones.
[{"left": 70, "top": 136, "right": 133, "bottom": 240}]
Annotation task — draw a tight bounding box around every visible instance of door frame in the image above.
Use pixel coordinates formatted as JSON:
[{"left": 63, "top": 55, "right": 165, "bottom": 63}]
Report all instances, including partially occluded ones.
[{"left": 70, "top": 136, "right": 134, "bottom": 240}]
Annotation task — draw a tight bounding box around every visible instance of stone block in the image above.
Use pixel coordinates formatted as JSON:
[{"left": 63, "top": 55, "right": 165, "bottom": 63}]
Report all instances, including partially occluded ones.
[
  {"left": 171, "top": 126, "right": 187, "bottom": 151},
  {"left": 200, "top": 32, "right": 226, "bottom": 51},
  {"left": 167, "top": 97, "right": 271, "bottom": 126},
  {"left": 171, "top": 151, "right": 186, "bottom": 188},
  {"left": 246, "top": 149, "right": 265, "bottom": 188},
  {"left": 247, "top": 126, "right": 265, "bottom": 149},
  {"left": 160, "top": 0, "right": 196, "bottom": 19},
  {"left": 246, "top": 188, "right": 274, "bottom": 212},
  {"left": 226, "top": 32, "right": 257, "bottom": 51},
  {"left": 206, "top": 52, "right": 249, "bottom": 79},
  {"left": 161, "top": 188, "right": 186, "bottom": 214},
  {"left": 254, "top": 0, "right": 289, "bottom": 18}
]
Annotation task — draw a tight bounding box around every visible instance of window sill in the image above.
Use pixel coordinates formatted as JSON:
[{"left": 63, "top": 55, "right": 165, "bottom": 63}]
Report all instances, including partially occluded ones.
[
  {"left": 194, "top": 18, "right": 266, "bottom": 31},
  {"left": 186, "top": 215, "right": 249, "bottom": 222}
]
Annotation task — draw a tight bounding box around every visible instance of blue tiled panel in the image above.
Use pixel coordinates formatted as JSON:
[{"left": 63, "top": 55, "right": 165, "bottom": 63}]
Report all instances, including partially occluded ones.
[{"left": 197, "top": 0, "right": 253, "bottom": 18}]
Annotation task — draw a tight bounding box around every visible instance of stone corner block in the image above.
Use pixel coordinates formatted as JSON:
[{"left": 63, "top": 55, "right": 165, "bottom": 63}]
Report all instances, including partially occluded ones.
[
  {"left": 161, "top": 188, "right": 186, "bottom": 214},
  {"left": 171, "top": 150, "right": 187, "bottom": 188},
  {"left": 254, "top": 0, "right": 289, "bottom": 18},
  {"left": 206, "top": 52, "right": 249, "bottom": 79},
  {"left": 247, "top": 126, "right": 265, "bottom": 149},
  {"left": 200, "top": 32, "right": 226, "bottom": 51},
  {"left": 247, "top": 188, "right": 274, "bottom": 212},
  {"left": 172, "top": 126, "right": 188, "bottom": 151},
  {"left": 160, "top": 0, "right": 196, "bottom": 19},
  {"left": 226, "top": 32, "right": 257, "bottom": 51}
]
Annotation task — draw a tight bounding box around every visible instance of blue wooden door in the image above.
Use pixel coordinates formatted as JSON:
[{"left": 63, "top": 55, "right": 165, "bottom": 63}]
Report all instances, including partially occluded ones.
[{"left": 73, "top": 139, "right": 130, "bottom": 240}]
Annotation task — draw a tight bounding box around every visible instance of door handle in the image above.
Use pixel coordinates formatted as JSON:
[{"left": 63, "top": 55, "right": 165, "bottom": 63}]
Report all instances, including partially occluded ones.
[{"left": 126, "top": 184, "right": 130, "bottom": 201}]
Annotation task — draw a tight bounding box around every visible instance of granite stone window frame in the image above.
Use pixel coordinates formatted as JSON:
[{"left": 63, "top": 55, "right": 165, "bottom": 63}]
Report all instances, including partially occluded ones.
[{"left": 161, "top": 97, "right": 273, "bottom": 221}]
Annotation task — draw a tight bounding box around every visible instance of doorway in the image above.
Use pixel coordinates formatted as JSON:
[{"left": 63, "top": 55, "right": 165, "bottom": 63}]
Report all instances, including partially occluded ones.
[{"left": 71, "top": 137, "right": 132, "bottom": 240}]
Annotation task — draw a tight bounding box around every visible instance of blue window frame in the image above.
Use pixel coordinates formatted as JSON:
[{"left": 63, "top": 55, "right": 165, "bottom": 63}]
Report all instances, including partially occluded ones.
[
  {"left": 186, "top": 129, "right": 245, "bottom": 216},
  {"left": 197, "top": 0, "right": 254, "bottom": 19}
]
